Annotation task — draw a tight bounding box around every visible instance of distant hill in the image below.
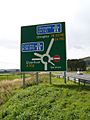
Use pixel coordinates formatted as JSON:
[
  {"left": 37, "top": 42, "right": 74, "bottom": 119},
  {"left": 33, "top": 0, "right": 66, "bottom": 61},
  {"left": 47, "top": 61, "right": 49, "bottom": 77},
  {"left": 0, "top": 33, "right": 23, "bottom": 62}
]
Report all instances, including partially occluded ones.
[
  {"left": 0, "top": 69, "right": 20, "bottom": 73},
  {"left": 82, "top": 56, "right": 90, "bottom": 65},
  {"left": 82, "top": 56, "right": 90, "bottom": 70}
]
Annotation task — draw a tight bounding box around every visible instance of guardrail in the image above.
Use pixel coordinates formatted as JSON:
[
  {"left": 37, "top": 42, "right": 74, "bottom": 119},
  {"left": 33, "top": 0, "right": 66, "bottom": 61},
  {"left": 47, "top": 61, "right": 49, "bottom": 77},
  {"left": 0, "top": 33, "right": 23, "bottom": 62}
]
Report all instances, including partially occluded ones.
[
  {"left": 56, "top": 73, "right": 90, "bottom": 86},
  {"left": 68, "top": 75, "right": 90, "bottom": 86}
]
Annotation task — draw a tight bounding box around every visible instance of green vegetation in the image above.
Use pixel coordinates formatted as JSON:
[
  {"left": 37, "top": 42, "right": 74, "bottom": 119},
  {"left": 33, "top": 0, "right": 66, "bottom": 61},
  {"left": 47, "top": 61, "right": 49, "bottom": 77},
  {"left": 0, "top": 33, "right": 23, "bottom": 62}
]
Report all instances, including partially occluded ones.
[
  {"left": 0, "top": 73, "right": 21, "bottom": 81},
  {"left": 0, "top": 75, "right": 90, "bottom": 120},
  {"left": 0, "top": 73, "right": 31, "bottom": 81},
  {"left": 84, "top": 70, "right": 90, "bottom": 74},
  {"left": 0, "top": 73, "right": 34, "bottom": 105},
  {"left": 67, "top": 59, "right": 86, "bottom": 71}
]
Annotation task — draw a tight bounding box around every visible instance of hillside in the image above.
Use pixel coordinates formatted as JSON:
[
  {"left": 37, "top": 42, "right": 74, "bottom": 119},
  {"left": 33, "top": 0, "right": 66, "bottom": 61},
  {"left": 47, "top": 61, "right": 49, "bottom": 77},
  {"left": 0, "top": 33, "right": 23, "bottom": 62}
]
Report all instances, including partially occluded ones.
[{"left": 0, "top": 78, "right": 90, "bottom": 120}]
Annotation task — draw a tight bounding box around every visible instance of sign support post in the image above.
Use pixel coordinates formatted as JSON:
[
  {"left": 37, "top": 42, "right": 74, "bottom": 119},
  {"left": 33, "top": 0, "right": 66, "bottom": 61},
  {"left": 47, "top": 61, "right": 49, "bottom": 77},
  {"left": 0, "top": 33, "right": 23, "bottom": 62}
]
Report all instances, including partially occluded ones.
[
  {"left": 49, "top": 72, "right": 52, "bottom": 84},
  {"left": 36, "top": 72, "right": 39, "bottom": 84},
  {"left": 64, "top": 71, "right": 66, "bottom": 84},
  {"left": 23, "top": 73, "right": 25, "bottom": 88}
]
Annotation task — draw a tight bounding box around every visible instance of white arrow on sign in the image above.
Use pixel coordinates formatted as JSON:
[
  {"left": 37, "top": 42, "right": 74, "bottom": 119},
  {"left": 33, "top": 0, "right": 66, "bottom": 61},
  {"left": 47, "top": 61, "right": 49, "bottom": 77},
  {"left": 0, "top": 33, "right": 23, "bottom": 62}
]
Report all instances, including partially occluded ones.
[{"left": 32, "top": 38, "right": 55, "bottom": 70}]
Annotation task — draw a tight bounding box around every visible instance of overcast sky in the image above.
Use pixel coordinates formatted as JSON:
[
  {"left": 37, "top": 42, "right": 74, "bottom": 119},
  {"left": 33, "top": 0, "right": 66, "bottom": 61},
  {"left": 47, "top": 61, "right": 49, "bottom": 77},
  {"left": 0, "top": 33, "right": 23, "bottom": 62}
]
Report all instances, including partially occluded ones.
[{"left": 0, "top": 0, "right": 90, "bottom": 69}]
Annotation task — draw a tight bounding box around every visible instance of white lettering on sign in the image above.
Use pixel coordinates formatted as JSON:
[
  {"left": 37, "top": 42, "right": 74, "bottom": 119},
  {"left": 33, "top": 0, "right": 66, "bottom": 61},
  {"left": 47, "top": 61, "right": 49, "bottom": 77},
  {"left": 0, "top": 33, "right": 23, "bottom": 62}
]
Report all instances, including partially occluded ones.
[
  {"left": 36, "top": 24, "right": 62, "bottom": 35},
  {"left": 22, "top": 42, "right": 44, "bottom": 52}
]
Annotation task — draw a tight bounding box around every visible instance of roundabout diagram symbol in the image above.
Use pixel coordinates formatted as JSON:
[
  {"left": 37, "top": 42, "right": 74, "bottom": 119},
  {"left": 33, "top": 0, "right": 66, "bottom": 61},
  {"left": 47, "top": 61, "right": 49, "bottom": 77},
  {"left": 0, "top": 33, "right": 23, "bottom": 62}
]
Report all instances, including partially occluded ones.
[{"left": 32, "top": 38, "right": 55, "bottom": 70}]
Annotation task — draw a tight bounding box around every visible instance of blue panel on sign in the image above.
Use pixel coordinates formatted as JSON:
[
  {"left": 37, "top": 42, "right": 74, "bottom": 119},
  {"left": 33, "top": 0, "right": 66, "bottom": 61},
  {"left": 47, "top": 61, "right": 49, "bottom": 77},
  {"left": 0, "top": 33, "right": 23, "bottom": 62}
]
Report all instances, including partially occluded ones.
[
  {"left": 22, "top": 42, "right": 44, "bottom": 52},
  {"left": 36, "top": 24, "right": 62, "bottom": 35}
]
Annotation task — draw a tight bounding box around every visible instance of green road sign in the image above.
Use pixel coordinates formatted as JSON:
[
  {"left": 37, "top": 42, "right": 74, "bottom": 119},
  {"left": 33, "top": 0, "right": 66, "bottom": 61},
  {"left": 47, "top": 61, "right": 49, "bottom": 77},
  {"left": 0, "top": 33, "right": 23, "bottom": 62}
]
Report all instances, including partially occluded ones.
[{"left": 21, "top": 22, "right": 66, "bottom": 72}]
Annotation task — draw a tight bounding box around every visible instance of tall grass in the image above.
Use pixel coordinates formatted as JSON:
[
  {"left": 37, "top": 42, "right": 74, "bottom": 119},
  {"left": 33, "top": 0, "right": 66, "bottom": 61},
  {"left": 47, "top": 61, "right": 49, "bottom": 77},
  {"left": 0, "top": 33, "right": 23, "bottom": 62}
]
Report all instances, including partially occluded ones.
[{"left": 0, "top": 73, "right": 35, "bottom": 106}]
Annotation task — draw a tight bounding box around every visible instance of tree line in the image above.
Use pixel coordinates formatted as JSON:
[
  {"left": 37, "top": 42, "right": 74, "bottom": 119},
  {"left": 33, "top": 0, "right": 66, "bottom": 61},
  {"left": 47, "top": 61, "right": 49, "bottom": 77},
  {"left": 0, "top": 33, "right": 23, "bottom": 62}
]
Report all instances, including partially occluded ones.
[{"left": 67, "top": 59, "right": 86, "bottom": 71}]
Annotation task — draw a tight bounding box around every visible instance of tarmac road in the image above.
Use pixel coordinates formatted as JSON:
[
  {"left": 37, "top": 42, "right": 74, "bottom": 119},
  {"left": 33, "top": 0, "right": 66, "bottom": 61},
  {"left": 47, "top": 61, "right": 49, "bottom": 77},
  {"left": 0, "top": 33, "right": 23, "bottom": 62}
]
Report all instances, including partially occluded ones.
[{"left": 56, "top": 72, "right": 90, "bottom": 84}]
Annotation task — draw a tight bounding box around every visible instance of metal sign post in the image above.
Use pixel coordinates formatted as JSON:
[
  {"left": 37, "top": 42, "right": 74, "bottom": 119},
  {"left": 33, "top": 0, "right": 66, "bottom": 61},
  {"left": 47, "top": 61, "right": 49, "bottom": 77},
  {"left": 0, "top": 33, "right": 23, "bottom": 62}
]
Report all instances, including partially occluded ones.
[
  {"left": 23, "top": 73, "right": 25, "bottom": 88},
  {"left": 64, "top": 71, "right": 66, "bottom": 84},
  {"left": 36, "top": 72, "right": 39, "bottom": 84},
  {"left": 49, "top": 72, "right": 52, "bottom": 84}
]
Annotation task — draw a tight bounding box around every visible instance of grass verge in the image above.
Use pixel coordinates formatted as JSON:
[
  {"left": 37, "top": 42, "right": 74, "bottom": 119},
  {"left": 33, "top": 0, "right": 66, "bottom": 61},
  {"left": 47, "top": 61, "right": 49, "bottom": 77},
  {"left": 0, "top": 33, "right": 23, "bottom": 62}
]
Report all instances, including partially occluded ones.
[{"left": 0, "top": 76, "right": 90, "bottom": 120}]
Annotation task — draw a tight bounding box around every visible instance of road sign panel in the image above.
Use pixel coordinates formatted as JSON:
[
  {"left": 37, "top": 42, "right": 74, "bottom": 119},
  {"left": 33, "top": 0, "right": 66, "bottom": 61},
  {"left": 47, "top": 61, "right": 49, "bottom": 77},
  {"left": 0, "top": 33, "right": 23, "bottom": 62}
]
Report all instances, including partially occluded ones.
[{"left": 21, "top": 22, "right": 66, "bottom": 72}]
